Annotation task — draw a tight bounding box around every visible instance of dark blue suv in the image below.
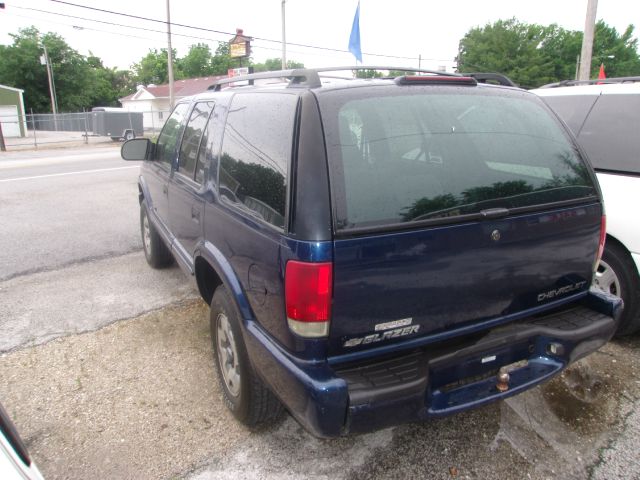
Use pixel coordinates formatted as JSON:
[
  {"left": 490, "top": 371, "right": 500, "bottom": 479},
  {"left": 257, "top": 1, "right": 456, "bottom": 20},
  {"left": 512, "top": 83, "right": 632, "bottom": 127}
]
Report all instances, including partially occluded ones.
[{"left": 122, "top": 68, "right": 621, "bottom": 437}]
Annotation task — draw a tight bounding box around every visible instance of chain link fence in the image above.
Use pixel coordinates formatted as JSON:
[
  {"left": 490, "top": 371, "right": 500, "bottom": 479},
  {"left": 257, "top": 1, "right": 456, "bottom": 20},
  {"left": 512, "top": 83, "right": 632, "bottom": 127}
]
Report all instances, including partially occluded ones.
[{"left": 0, "top": 109, "right": 171, "bottom": 151}]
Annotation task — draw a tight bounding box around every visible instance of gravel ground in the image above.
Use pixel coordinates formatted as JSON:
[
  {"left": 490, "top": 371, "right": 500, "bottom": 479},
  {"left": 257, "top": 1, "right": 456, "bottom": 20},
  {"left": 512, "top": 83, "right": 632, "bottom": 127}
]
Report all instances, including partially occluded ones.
[
  {"left": 0, "top": 299, "right": 638, "bottom": 480},
  {"left": 0, "top": 299, "right": 251, "bottom": 480}
]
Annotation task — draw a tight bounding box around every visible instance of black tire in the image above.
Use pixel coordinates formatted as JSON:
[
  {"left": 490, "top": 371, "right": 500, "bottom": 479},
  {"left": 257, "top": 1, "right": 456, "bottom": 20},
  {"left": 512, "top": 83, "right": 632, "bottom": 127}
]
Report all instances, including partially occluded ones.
[
  {"left": 594, "top": 241, "right": 640, "bottom": 336},
  {"left": 210, "top": 285, "right": 283, "bottom": 427},
  {"left": 124, "top": 130, "right": 135, "bottom": 141},
  {"left": 140, "top": 202, "right": 173, "bottom": 268}
]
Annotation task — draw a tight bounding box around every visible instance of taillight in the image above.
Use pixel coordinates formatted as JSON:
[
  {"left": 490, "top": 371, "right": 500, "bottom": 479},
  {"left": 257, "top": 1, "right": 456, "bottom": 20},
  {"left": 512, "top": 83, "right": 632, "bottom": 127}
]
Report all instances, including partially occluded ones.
[
  {"left": 285, "top": 261, "right": 332, "bottom": 338},
  {"left": 594, "top": 215, "right": 606, "bottom": 272}
]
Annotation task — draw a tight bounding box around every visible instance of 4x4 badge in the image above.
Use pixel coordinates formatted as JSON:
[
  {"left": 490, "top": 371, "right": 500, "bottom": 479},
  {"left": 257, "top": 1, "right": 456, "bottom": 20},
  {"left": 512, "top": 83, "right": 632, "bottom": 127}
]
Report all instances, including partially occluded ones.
[{"left": 491, "top": 229, "right": 501, "bottom": 242}]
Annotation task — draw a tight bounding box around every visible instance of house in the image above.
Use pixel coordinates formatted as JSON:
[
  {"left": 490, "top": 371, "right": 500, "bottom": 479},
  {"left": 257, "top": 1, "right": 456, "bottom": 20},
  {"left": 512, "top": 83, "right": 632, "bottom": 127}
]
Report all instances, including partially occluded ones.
[
  {"left": 0, "top": 84, "right": 27, "bottom": 137},
  {"left": 119, "top": 76, "right": 226, "bottom": 130}
]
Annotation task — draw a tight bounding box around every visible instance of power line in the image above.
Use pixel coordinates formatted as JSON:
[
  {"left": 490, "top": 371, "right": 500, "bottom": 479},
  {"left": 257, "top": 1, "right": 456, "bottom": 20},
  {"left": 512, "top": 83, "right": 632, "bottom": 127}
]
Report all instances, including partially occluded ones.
[
  {"left": 5, "top": 11, "right": 160, "bottom": 41},
  {"left": 48, "top": 0, "right": 439, "bottom": 61},
  {"left": 7, "top": 5, "right": 365, "bottom": 62},
  {"left": 12, "top": 5, "right": 230, "bottom": 44}
]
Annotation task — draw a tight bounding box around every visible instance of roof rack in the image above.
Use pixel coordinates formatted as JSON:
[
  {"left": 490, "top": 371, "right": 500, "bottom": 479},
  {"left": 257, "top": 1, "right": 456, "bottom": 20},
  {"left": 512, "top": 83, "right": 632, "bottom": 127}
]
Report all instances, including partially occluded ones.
[
  {"left": 539, "top": 76, "right": 640, "bottom": 88},
  {"left": 208, "top": 66, "right": 461, "bottom": 91},
  {"left": 461, "top": 72, "right": 518, "bottom": 87}
]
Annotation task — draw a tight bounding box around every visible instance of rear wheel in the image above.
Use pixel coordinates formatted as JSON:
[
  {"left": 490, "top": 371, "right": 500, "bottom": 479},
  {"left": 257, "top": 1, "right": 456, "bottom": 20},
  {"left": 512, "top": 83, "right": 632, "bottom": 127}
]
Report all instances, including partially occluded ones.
[
  {"left": 210, "top": 286, "right": 283, "bottom": 427},
  {"left": 124, "top": 130, "right": 135, "bottom": 141},
  {"left": 140, "top": 202, "right": 173, "bottom": 268},
  {"left": 593, "top": 241, "right": 640, "bottom": 335}
]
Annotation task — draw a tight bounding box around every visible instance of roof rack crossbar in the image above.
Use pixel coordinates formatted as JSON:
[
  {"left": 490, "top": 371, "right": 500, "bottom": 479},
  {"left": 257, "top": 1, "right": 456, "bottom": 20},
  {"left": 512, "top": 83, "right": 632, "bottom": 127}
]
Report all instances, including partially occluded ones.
[
  {"left": 461, "top": 72, "right": 518, "bottom": 87},
  {"left": 208, "top": 66, "right": 462, "bottom": 91},
  {"left": 209, "top": 69, "right": 320, "bottom": 91},
  {"left": 540, "top": 76, "right": 640, "bottom": 88}
]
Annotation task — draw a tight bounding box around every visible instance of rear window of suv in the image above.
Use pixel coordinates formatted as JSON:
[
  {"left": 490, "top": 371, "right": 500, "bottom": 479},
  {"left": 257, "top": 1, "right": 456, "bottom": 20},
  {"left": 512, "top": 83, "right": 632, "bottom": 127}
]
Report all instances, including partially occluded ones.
[{"left": 320, "top": 87, "right": 597, "bottom": 231}]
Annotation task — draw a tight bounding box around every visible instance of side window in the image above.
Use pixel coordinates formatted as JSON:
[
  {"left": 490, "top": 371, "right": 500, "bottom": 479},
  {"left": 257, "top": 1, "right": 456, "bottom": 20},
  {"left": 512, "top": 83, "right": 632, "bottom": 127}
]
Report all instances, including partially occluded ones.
[
  {"left": 155, "top": 103, "right": 189, "bottom": 165},
  {"left": 177, "top": 102, "right": 214, "bottom": 179},
  {"left": 541, "top": 94, "right": 598, "bottom": 135},
  {"left": 578, "top": 94, "right": 640, "bottom": 174},
  {"left": 195, "top": 117, "right": 212, "bottom": 184},
  {"left": 195, "top": 103, "right": 225, "bottom": 185},
  {"left": 219, "top": 93, "right": 298, "bottom": 230}
]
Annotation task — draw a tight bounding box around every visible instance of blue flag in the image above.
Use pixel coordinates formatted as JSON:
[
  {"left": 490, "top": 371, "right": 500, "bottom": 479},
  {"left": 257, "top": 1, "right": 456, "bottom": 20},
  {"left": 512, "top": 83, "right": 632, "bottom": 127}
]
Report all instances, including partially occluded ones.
[{"left": 348, "top": 1, "right": 362, "bottom": 63}]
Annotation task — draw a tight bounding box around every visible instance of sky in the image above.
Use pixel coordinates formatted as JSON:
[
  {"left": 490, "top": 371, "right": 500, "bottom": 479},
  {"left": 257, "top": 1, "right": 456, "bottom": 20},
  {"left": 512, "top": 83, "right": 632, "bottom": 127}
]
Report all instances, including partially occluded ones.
[{"left": 0, "top": 0, "right": 639, "bottom": 74}]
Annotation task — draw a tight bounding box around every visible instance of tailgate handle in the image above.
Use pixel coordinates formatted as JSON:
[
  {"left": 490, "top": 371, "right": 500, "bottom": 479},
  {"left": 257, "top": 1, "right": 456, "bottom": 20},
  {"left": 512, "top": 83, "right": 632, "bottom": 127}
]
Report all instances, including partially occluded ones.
[{"left": 480, "top": 208, "right": 510, "bottom": 219}]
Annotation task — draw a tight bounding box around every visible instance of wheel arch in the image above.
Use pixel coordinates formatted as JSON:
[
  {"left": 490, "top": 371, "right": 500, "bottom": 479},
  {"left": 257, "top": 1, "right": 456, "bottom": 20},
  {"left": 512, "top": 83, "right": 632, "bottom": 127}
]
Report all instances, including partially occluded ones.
[
  {"left": 605, "top": 233, "right": 633, "bottom": 259},
  {"left": 138, "top": 176, "right": 150, "bottom": 206},
  {"left": 195, "top": 256, "right": 222, "bottom": 305},
  {"left": 194, "top": 242, "right": 253, "bottom": 322},
  {"left": 604, "top": 232, "right": 640, "bottom": 283}
]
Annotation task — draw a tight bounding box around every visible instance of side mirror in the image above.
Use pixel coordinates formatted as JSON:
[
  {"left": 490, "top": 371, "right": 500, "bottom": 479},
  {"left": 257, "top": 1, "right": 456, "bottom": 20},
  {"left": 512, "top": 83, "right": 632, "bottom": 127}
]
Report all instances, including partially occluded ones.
[{"left": 121, "top": 138, "right": 153, "bottom": 161}]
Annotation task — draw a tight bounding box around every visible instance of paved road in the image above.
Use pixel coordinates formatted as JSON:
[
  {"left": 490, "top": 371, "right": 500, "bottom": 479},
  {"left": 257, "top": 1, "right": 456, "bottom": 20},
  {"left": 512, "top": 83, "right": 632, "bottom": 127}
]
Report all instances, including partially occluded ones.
[
  {"left": 0, "top": 146, "right": 198, "bottom": 352},
  {"left": 0, "top": 146, "right": 638, "bottom": 480},
  {"left": 0, "top": 147, "right": 142, "bottom": 281}
]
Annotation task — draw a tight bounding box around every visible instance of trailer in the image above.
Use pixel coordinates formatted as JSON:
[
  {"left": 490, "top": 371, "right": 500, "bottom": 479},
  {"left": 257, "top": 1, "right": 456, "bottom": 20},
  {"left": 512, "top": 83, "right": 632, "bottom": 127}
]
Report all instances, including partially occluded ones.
[{"left": 91, "top": 107, "right": 144, "bottom": 141}]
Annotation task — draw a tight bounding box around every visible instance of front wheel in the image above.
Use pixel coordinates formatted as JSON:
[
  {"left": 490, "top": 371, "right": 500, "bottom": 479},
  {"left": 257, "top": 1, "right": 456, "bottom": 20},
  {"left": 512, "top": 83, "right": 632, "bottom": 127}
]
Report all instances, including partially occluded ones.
[
  {"left": 593, "top": 241, "right": 640, "bottom": 335},
  {"left": 210, "top": 286, "right": 283, "bottom": 427}
]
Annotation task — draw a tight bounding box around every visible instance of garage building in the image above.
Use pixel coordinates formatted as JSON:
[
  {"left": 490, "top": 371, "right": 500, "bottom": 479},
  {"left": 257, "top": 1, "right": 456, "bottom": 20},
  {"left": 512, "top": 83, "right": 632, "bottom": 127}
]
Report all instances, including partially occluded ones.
[{"left": 0, "top": 84, "right": 27, "bottom": 138}]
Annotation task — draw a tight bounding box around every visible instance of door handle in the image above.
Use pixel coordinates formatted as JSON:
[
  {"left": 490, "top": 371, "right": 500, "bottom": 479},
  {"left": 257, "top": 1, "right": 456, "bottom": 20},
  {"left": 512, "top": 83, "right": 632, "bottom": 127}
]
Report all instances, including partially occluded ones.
[{"left": 162, "top": 184, "right": 168, "bottom": 195}]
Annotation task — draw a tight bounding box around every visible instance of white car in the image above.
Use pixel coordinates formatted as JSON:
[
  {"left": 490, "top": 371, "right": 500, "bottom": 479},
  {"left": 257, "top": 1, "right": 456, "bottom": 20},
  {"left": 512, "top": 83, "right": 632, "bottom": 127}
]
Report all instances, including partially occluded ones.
[
  {"left": 532, "top": 79, "right": 640, "bottom": 335},
  {"left": 0, "top": 403, "right": 44, "bottom": 480}
]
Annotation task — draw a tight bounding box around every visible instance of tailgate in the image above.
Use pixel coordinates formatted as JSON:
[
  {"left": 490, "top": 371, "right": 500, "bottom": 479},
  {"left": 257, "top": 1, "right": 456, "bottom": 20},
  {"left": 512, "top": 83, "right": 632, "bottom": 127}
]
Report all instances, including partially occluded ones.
[{"left": 328, "top": 203, "right": 601, "bottom": 355}]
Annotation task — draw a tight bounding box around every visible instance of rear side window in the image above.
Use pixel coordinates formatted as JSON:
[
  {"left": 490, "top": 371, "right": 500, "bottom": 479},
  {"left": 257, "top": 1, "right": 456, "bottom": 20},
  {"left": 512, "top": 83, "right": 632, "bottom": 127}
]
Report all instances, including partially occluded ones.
[
  {"left": 178, "top": 102, "right": 214, "bottom": 179},
  {"left": 219, "top": 93, "right": 298, "bottom": 229},
  {"left": 320, "top": 88, "right": 597, "bottom": 230},
  {"left": 577, "top": 94, "right": 640, "bottom": 174}
]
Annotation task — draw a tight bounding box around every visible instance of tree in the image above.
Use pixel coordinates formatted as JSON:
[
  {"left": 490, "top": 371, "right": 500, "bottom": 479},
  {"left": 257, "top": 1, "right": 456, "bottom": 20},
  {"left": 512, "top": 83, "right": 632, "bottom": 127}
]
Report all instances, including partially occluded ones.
[
  {"left": 0, "top": 27, "right": 50, "bottom": 112},
  {"left": 252, "top": 58, "right": 305, "bottom": 72},
  {"left": 179, "top": 43, "right": 215, "bottom": 78},
  {"left": 355, "top": 69, "right": 383, "bottom": 78},
  {"left": 457, "top": 19, "right": 640, "bottom": 88},
  {"left": 457, "top": 19, "right": 555, "bottom": 88},
  {"left": 0, "top": 26, "right": 121, "bottom": 112},
  {"left": 388, "top": 69, "right": 416, "bottom": 77},
  {"left": 131, "top": 48, "right": 181, "bottom": 85},
  {"left": 591, "top": 22, "right": 640, "bottom": 77},
  {"left": 210, "top": 43, "right": 235, "bottom": 75}
]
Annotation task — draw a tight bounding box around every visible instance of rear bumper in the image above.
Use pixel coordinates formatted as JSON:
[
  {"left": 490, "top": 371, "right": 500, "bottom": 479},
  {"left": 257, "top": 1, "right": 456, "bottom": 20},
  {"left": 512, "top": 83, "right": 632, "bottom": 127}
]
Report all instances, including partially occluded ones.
[{"left": 245, "top": 290, "right": 621, "bottom": 437}]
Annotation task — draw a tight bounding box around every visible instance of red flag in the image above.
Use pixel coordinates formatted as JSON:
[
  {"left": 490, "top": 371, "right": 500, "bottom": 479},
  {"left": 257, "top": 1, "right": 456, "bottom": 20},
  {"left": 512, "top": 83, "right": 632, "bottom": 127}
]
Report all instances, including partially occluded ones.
[{"left": 597, "top": 63, "right": 606, "bottom": 84}]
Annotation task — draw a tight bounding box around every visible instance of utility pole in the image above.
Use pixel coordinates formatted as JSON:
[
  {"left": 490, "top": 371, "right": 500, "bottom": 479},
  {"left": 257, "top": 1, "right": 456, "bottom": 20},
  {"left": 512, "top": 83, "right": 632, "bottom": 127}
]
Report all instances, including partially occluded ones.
[
  {"left": 578, "top": 0, "right": 598, "bottom": 81},
  {"left": 166, "top": 0, "right": 175, "bottom": 110},
  {"left": 0, "top": 121, "right": 6, "bottom": 152},
  {"left": 575, "top": 54, "right": 580, "bottom": 80},
  {"left": 40, "top": 40, "right": 58, "bottom": 130},
  {"left": 41, "top": 44, "right": 57, "bottom": 116},
  {"left": 281, "top": 0, "right": 287, "bottom": 70}
]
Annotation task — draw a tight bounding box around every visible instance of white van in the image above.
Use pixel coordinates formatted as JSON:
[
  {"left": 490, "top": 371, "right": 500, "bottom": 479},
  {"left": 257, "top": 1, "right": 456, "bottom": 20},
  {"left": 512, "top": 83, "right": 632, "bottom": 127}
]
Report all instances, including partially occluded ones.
[{"left": 533, "top": 78, "right": 640, "bottom": 335}]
